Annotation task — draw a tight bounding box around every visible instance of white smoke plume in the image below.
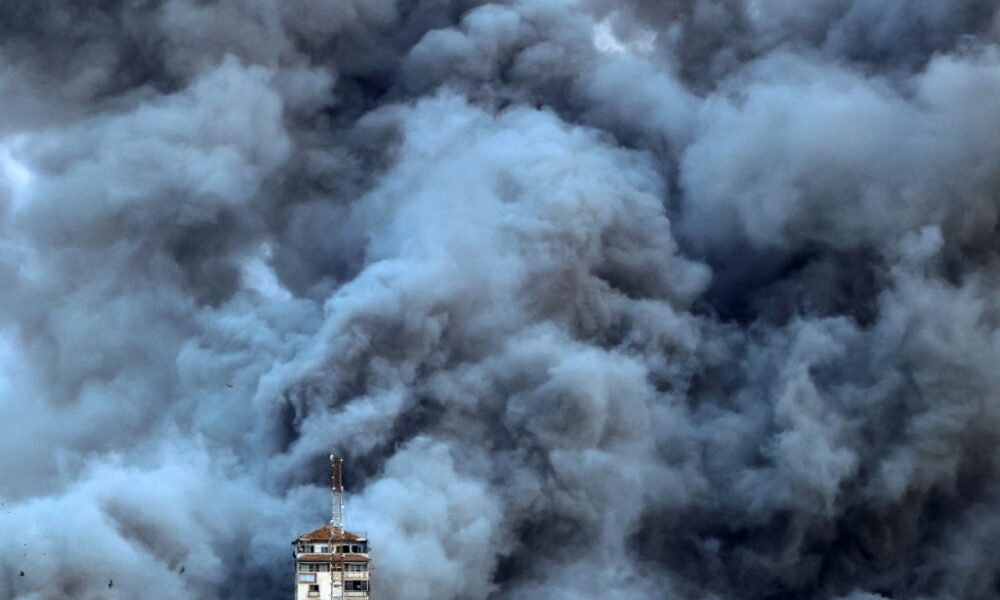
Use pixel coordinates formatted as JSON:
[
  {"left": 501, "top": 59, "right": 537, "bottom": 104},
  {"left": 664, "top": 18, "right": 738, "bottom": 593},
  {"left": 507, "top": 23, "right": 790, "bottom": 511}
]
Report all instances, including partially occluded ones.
[{"left": 2, "top": 1, "right": 1000, "bottom": 598}]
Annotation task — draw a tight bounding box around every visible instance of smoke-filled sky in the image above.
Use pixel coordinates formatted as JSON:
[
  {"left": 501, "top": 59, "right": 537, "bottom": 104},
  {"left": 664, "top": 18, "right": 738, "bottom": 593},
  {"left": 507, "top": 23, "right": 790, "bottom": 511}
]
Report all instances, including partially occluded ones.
[{"left": 1, "top": 1, "right": 1000, "bottom": 599}]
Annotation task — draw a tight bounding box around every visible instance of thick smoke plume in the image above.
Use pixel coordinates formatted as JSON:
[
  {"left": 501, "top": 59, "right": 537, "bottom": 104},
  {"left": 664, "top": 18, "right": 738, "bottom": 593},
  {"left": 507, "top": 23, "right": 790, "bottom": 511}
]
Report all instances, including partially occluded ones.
[{"left": 2, "top": 1, "right": 1000, "bottom": 598}]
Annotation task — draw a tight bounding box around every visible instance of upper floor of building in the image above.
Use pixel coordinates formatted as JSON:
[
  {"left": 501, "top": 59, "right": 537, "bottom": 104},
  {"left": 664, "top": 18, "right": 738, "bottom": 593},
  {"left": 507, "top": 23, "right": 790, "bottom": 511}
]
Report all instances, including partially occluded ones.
[{"left": 292, "top": 524, "right": 370, "bottom": 557}]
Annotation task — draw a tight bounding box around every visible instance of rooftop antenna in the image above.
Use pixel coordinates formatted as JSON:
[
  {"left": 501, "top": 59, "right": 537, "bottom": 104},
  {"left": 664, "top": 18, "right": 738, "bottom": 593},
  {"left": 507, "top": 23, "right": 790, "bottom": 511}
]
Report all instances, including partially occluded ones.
[{"left": 330, "top": 454, "right": 344, "bottom": 533}]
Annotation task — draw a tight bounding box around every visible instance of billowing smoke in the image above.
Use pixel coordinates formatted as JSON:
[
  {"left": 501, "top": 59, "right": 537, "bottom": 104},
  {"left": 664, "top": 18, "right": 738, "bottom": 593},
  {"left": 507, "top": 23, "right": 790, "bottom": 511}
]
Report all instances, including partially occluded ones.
[{"left": 2, "top": 1, "right": 1000, "bottom": 598}]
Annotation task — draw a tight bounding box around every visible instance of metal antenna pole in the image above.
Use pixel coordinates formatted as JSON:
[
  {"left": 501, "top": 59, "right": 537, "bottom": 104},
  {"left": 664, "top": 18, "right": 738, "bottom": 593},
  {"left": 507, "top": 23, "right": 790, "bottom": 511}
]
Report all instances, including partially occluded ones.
[
  {"left": 330, "top": 455, "right": 344, "bottom": 533},
  {"left": 330, "top": 454, "right": 345, "bottom": 600}
]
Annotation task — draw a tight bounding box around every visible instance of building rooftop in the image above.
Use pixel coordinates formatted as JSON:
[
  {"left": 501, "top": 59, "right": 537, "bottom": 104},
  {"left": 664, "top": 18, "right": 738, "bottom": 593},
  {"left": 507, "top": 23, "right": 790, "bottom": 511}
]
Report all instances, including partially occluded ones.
[{"left": 296, "top": 524, "right": 364, "bottom": 542}]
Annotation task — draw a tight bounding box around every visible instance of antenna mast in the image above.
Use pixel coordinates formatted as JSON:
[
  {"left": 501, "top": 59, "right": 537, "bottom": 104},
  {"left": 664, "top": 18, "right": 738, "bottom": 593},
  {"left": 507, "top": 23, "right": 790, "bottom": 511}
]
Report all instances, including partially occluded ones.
[{"left": 330, "top": 454, "right": 345, "bottom": 533}]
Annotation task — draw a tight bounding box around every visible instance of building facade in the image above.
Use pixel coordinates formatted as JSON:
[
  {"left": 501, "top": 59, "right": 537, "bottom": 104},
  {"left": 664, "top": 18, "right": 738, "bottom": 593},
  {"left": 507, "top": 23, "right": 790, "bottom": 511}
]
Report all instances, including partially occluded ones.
[
  {"left": 293, "top": 456, "right": 371, "bottom": 600},
  {"left": 292, "top": 525, "right": 371, "bottom": 599}
]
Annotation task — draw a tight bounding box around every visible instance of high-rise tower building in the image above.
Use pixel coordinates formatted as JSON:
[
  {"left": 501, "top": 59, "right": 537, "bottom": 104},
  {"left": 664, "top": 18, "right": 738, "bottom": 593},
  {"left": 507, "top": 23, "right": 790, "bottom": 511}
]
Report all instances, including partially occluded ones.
[{"left": 292, "top": 456, "right": 371, "bottom": 599}]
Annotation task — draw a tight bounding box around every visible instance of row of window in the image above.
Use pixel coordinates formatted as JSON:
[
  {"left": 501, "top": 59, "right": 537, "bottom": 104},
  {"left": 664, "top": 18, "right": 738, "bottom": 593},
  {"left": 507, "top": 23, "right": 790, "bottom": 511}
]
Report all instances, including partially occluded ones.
[
  {"left": 297, "top": 543, "right": 367, "bottom": 554},
  {"left": 298, "top": 563, "right": 368, "bottom": 573},
  {"left": 305, "top": 581, "right": 369, "bottom": 593}
]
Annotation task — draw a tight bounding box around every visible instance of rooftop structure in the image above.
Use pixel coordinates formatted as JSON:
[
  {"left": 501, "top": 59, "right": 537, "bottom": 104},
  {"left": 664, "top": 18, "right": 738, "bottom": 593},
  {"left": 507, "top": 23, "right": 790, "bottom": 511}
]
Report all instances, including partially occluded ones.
[{"left": 292, "top": 456, "right": 371, "bottom": 600}]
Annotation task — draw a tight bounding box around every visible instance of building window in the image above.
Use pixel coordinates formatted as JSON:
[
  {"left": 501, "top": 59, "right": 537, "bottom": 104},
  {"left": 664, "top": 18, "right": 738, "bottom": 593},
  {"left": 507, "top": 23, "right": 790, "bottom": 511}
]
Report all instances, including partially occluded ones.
[
  {"left": 308, "top": 584, "right": 320, "bottom": 598},
  {"left": 345, "top": 563, "right": 368, "bottom": 572},
  {"left": 298, "top": 574, "right": 317, "bottom": 583},
  {"left": 345, "top": 580, "right": 369, "bottom": 591},
  {"left": 299, "top": 563, "right": 330, "bottom": 573}
]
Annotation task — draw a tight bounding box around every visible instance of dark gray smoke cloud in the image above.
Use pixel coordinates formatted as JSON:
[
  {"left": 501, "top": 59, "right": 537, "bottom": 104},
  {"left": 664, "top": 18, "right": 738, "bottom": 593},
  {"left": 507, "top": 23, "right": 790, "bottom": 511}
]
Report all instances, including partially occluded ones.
[{"left": 1, "top": 1, "right": 1000, "bottom": 598}]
